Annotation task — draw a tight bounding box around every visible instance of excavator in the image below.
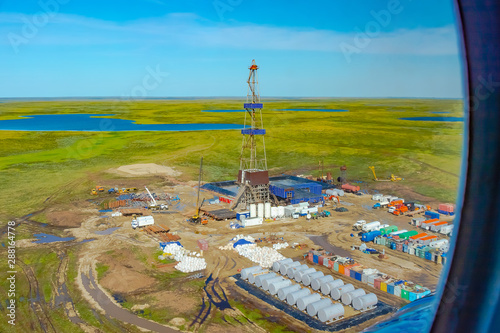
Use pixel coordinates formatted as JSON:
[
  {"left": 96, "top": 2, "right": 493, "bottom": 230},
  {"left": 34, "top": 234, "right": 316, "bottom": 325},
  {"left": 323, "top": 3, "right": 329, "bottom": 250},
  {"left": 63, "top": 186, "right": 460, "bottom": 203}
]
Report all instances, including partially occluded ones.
[
  {"left": 189, "top": 157, "right": 208, "bottom": 225},
  {"left": 369, "top": 166, "right": 403, "bottom": 182},
  {"left": 91, "top": 186, "right": 104, "bottom": 195}
]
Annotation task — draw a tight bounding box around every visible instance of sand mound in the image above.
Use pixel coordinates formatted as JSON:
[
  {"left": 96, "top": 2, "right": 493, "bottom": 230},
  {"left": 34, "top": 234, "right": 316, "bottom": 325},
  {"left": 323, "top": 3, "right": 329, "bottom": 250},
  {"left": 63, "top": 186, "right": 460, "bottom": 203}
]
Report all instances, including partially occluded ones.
[{"left": 111, "top": 163, "right": 181, "bottom": 177}]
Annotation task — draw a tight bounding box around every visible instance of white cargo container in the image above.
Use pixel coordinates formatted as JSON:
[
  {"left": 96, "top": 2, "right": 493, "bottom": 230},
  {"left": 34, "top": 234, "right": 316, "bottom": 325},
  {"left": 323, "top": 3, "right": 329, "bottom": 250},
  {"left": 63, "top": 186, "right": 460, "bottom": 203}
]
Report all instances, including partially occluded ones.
[
  {"left": 302, "top": 271, "right": 324, "bottom": 286},
  {"left": 254, "top": 272, "right": 277, "bottom": 287},
  {"left": 412, "top": 217, "right": 426, "bottom": 227},
  {"left": 331, "top": 284, "right": 355, "bottom": 300},
  {"left": 440, "top": 224, "right": 454, "bottom": 235},
  {"left": 372, "top": 194, "right": 383, "bottom": 201},
  {"left": 241, "top": 266, "right": 262, "bottom": 280},
  {"left": 250, "top": 204, "right": 257, "bottom": 218},
  {"left": 270, "top": 207, "right": 278, "bottom": 218},
  {"left": 277, "top": 284, "right": 301, "bottom": 301},
  {"left": 262, "top": 277, "right": 285, "bottom": 291},
  {"left": 307, "top": 298, "right": 332, "bottom": 317},
  {"left": 242, "top": 217, "right": 263, "bottom": 227},
  {"left": 341, "top": 289, "right": 366, "bottom": 305},
  {"left": 257, "top": 203, "right": 264, "bottom": 218},
  {"left": 296, "top": 293, "right": 321, "bottom": 311},
  {"left": 362, "top": 221, "right": 381, "bottom": 232},
  {"left": 295, "top": 268, "right": 316, "bottom": 282},
  {"left": 311, "top": 275, "right": 333, "bottom": 291},
  {"left": 287, "top": 264, "right": 308, "bottom": 279},
  {"left": 320, "top": 279, "right": 344, "bottom": 295},
  {"left": 269, "top": 279, "right": 292, "bottom": 295},
  {"left": 429, "top": 239, "right": 449, "bottom": 249},
  {"left": 264, "top": 202, "right": 271, "bottom": 219},
  {"left": 277, "top": 206, "right": 285, "bottom": 218},
  {"left": 352, "top": 293, "right": 378, "bottom": 311},
  {"left": 287, "top": 288, "right": 310, "bottom": 305},
  {"left": 131, "top": 215, "right": 154, "bottom": 229},
  {"left": 318, "top": 304, "right": 344, "bottom": 322}
]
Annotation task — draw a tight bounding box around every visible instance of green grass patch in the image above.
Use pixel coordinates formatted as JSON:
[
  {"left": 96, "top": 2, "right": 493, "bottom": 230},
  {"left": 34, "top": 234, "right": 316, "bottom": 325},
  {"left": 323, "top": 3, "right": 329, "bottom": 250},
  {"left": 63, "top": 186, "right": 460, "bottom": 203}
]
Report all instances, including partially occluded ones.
[{"left": 96, "top": 262, "right": 110, "bottom": 280}]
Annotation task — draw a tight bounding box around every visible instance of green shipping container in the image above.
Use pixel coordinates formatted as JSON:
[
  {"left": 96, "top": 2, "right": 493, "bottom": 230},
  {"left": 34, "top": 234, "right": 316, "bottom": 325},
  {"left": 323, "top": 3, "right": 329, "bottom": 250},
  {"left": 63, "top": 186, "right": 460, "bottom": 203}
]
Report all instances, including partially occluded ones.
[
  {"left": 401, "top": 289, "right": 410, "bottom": 300},
  {"left": 381, "top": 226, "right": 398, "bottom": 235},
  {"left": 400, "top": 230, "right": 418, "bottom": 240}
]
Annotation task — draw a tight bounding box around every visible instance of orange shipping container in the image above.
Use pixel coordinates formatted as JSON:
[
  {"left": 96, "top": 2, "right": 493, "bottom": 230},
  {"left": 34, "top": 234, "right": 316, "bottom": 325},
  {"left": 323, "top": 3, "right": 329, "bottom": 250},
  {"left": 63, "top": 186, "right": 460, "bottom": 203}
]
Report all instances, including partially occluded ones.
[
  {"left": 410, "top": 233, "right": 428, "bottom": 240},
  {"left": 339, "top": 265, "right": 345, "bottom": 275}
]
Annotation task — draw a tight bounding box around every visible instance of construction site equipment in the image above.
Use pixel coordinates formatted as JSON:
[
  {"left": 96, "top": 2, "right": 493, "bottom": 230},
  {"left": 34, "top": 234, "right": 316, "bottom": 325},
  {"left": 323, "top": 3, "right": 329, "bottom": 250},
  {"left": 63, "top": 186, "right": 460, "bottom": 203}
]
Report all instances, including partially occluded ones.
[
  {"left": 131, "top": 215, "right": 154, "bottom": 229},
  {"left": 341, "top": 184, "right": 360, "bottom": 193},
  {"left": 91, "top": 185, "right": 105, "bottom": 195},
  {"left": 353, "top": 220, "right": 367, "bottom": 231},
  {"left": 144, "top": 186, "right": 168, "bottom": 210},
  {"left": 369, "top": 166, "right": 403, "bottom": 182},
  {"left": 237, "top": 59, "right": 270, "bottom": 206},
  {"left": 189, "top": 157, "right": 208, "bottom": 225}
]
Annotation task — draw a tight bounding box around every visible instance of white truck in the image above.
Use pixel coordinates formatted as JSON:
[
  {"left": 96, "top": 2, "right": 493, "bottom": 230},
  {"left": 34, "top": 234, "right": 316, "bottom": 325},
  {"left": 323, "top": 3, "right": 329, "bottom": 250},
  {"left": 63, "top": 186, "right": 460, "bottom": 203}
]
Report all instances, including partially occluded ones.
[
  {"left": 353, "top": 220, "right": 367, "bottom": 230},
  {"left": 362, "top": 221, "right": 381, "bottom": 232},
  {"left": 131, "top": 215, "right": 154, "bottom": 229}
]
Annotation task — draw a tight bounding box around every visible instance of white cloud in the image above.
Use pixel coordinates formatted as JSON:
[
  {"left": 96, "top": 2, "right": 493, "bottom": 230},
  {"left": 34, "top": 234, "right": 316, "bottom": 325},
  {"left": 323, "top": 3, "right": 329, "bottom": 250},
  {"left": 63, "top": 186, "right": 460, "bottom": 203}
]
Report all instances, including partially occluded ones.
[{"left": 0, "top": 12, "right": 459, "bottom": 55}]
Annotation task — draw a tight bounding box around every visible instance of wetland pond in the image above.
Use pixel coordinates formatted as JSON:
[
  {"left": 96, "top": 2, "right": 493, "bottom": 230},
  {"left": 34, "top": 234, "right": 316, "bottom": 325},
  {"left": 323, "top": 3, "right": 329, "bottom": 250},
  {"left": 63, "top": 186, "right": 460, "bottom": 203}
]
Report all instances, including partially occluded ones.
[{"left": 0, "top": 114, "right": 243, "bottom": 131}]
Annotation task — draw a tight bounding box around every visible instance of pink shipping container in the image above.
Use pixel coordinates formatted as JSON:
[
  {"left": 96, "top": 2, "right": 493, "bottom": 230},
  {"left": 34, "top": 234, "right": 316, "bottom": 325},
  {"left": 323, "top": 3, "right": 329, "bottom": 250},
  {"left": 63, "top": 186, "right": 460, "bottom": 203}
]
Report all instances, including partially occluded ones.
[
  {"left": 328, "top": 261, "right": 334, "bottom": 269},
  {"left": 197, "top": 239, "right": 209, "bottom": 250},
  {"left": 374, "top": 278, "right": 382, "bottom": 289},
  {"left": 318, "top": 256, "right": 324, "bottom": 266},
  {"left": 438, "top": 203, "right": 455, "bottom": 213},
  {"left": 396, "top": 243, "right": 403, "bottom": 251},
  {"left": 344, "top": 267, "right": 351, "bottom": 277},
  {"left": 308, "top": 252, "right": 313, "bottom": 262}
]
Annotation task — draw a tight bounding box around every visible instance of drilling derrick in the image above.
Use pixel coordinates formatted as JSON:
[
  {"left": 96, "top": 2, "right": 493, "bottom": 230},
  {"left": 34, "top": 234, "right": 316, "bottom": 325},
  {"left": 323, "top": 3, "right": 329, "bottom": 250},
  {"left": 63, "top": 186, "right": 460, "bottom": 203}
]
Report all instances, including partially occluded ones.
[{"left": 236, "top": 60, "right": 270, "bottom": 206}]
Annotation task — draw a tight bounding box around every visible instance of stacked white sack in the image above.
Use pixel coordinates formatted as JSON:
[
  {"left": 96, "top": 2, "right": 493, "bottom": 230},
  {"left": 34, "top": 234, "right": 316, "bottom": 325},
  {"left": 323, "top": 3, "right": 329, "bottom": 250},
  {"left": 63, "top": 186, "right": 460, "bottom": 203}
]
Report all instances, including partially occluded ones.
[
  {"left": 273, "top": 242, "right": 289, "bottom": 250},
  {"left": 234, "top": 244, "right": 285, "bottom": 268}
]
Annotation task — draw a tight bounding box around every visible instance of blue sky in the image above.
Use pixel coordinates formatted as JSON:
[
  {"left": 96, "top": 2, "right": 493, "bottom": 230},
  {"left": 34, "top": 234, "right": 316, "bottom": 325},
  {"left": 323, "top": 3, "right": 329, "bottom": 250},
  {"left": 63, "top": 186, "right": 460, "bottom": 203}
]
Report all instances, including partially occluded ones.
[{"left": 0, "top": 0, "right": 463, "bottom": 98}]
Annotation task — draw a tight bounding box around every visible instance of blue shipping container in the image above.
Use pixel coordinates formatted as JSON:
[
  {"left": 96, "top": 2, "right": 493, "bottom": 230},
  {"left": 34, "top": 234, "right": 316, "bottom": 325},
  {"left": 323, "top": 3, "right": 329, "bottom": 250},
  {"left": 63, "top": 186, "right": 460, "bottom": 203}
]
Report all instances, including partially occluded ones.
[
  {"left": 438, "top": 209, "right": 455, "bottom": 216},
  {"left": 362, "top": 230, "right": 382, "bottom": 242},
  {"left": 425, "top": 251, "right": 433, "bottom": 261},
  {"left": 390, "top": 242, "right": 397, "bottom": 250},
  {"left": 425, "top": 211, "right": 440, "bottom": 220},
  {"left": 313, "top": 255, "right": 319, "bottom": 263},
  {"left": 387, "top": 283, "right": 395, "bottom": 295},
  {"left": 355, "top": 271, "right": 362, "bottom": 281},
  {"left": 350, "top": 270, "right": 356, "bottom": 279}
]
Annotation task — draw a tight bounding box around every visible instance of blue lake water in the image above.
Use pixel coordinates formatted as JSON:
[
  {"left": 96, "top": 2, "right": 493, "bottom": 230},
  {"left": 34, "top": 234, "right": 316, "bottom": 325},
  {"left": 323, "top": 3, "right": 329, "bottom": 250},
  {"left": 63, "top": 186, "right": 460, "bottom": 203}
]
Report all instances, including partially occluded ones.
[
  {"left": 0, "top": 114, "right": 243, "bottom": 132},
  {"left": 33, "top": 233, "right": 75, "bottom": 243},
  {"left": 400, "top": 117, "right": 463, "bottom": 122}
]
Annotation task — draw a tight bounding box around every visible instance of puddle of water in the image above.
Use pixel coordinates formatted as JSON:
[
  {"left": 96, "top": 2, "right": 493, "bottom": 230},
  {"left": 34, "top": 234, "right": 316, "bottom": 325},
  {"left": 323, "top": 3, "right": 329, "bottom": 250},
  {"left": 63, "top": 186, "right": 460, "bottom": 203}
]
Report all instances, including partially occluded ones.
[
  {"left": 32, "top": 233, "right": 75, "bottom": 244},
  {"left": 79, "top": 239, "right": 97, "bottom": 243},
  {"left": 279, "top": 109, "right": 348, "bottom": 112},
  {"left": 94, "top": 227, "right": 121, "bottom": 235},
  {"left": 399, "top": 117, "right": 463, "bottom": 122}
]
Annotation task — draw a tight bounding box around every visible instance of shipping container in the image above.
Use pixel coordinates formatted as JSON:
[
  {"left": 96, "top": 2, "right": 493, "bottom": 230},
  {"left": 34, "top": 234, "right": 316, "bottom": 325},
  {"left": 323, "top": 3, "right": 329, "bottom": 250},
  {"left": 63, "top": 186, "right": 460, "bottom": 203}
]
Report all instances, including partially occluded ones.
[
  {"left": 380, "top": 225, "right": 398, "bottom": 235},
  {"left": 401, "top": 289, "right": 410, "bottom": 300},
  {"left": 387, "top": 283, "right": 395, "bottom": 295},
  {"left": 361, "top": 230, "right": 382, "bottom": 242},
  {"left": 399, "top": 230, "right": 419, "bottom": 240},
  {"left": 339, "top": 264, "right": 345, "bottom": 275},
  {"left": 313, "top": 254, "right": 319, "bottom": 264},
  {"left": 410, "top": 232, "right": 428, "bottom": 241},
  {"left": 333, "top": 262, "right": 339, "bottom": 272},
  {"left": 425, "top": 211, "right": 440, "bottom": 220},
  {"left": 374, "top": 278, "right": 382, "bottom": 290},
  {"left": 381, "top": 282, "right": 388, "bottom": 292}
]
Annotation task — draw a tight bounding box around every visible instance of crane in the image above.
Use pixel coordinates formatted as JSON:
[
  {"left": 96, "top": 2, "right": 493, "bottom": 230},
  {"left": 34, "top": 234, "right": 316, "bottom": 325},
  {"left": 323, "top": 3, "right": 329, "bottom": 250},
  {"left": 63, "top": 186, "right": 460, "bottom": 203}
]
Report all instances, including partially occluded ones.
[
  {"left": 145, "top": 186, "right": 157, "bottom": 208},
  {"left": 189, "top": 157, "right": 207, "bottom": 224}
]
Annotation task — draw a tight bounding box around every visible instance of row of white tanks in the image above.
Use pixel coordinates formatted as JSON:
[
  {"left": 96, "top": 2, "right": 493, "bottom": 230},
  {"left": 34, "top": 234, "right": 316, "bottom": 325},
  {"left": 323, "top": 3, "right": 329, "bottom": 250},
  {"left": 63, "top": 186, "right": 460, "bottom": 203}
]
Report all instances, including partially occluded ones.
[
  {"left": 249, "top": 203, "right": 285, "bottom": 219},
  {"left": 241, "top": 259, "right": 378, "bottom": 323}
]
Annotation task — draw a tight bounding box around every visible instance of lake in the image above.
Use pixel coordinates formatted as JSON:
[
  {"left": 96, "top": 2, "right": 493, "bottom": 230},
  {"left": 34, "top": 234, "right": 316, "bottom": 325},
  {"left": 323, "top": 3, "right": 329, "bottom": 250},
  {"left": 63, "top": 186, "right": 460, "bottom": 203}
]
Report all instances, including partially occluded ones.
[
  {"left": 399, "top": 117, "right": 463, "bottom": 122},
  {"left": 33, "top": 233, "right": 75, "bottom": 244},
  {"left": 203, "top": 109, "right": 348, "bottom": 112},
  {"left": 0, "top": 114, "right": 243, "bottom": 131}
]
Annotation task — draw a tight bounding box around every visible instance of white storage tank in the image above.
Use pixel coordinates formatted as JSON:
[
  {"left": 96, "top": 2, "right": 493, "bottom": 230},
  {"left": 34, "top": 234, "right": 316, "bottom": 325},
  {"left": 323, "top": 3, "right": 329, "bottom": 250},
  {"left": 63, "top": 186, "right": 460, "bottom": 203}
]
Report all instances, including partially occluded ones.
[
  {"left": 257, "top": 203, "right": 264, "bottom": 218},
  {"left": 318, "top": 304, "right": 345, "bottom": 323},
  {"left": 321, "top": 279, "right": 344, "bottom": 295},
  {"left": 296, "top": 293, "right": 321, "bottom": 311},
  {"left": 287, "top": 264, "right": 308, "bottom": 279},
  {"left": 262, "top": 277, "right": 285, "bottom": 291},
  {"left": 241, "top": 266, "right": 261, "bottom": 280},
  {"left": 302, "top": 271, "right": 324, "bottom": 286},
  {"left": 331, "top": 284, "right": 355, "bottom": 300},
  {"left": 277, "top": 284, "right": 301, "bottom": 301},
  {"left": 311, "top": 275, "right": 334, "bottom": 291},
  {"left": 307, "top": 298, "right": 332, "bottom": 317},
  {"left": 254, "top": 272, "right": 276, "bottom": 287},
  {"left": 273, "top": 258, "right": 292, "bottom": 272},
  {"left": 250, "top": 204, "right": 257, "bottom": 218},
  {"left": 269, "top": 279, "right": 292, "bottom": 295},
  {"left": 341, "top": 288, "right": 366, "bottom": 305},
  {"left": 248, "top": 269, "right": 268, "bottom": 284},
  {"left": 264, "top": 202, "right": 271, "bottom": 219},
  {"left": 278, "top": 206, "right": 285, "bottom": 218},
  {"left": 287, "top": 288, "right": 310, "bottom": 305},
  {"left": 270, "top": 206, "right": 278, "bottom": 218},
  {"left": 280, "top": 261, "right": 300, "bottom": 275},
  {"left": 352, "top": 293, "right": 378, "bottom": 311},
  {"left": 295, "top": 268, "right": 316, "bottom": 282}
]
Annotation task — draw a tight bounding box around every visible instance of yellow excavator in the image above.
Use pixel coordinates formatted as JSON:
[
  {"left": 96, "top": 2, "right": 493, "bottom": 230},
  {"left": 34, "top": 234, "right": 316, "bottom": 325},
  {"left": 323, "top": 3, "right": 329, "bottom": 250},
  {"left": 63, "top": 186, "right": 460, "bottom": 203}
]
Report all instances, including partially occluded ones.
[{"left": 369, "top": 166, "right": 403, "bottom": 182}]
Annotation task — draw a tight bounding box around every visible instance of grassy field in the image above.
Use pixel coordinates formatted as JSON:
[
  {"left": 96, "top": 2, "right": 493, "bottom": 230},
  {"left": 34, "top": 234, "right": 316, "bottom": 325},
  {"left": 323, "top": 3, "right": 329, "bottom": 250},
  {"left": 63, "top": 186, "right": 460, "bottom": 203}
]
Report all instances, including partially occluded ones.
[{"left": 0, "top": 98, "right": 464, "bottom": 220}]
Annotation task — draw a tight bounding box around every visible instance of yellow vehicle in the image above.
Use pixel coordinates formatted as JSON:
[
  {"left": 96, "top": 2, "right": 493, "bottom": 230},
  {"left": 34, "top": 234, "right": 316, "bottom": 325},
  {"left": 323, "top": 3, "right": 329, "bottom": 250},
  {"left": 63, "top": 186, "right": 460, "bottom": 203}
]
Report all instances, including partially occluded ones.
[
  {"left": 369, "top": 166, "right": 403, "bottom": 182},
  {"left": 91, "top": 186, "right": 104, "bottom": 195}
]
